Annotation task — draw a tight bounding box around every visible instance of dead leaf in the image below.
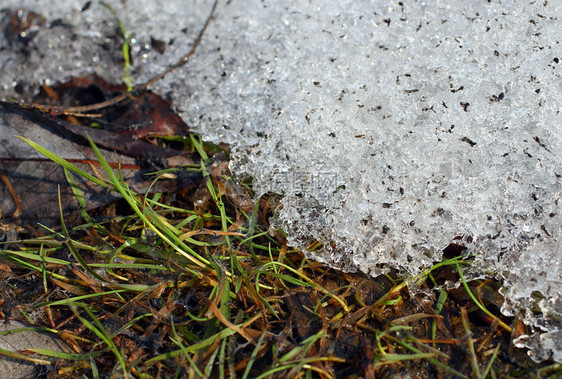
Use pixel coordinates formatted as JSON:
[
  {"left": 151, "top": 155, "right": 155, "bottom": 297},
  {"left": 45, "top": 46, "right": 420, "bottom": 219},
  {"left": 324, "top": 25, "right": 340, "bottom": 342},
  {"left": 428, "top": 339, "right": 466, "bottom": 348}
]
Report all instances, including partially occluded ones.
[
  {"left": 0, "top": 320, "right": 72, "bottom": 378},
  {"left": 0, "top": 101, "right": 202, "bottom": 226}
]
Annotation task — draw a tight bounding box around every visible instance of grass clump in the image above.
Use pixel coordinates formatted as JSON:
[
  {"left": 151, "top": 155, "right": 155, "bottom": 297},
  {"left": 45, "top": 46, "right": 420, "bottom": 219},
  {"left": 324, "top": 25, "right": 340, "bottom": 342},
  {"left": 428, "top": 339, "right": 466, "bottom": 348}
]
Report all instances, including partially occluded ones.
[{"left": 0, "top": 136, "right": 560, "bottom": 378}]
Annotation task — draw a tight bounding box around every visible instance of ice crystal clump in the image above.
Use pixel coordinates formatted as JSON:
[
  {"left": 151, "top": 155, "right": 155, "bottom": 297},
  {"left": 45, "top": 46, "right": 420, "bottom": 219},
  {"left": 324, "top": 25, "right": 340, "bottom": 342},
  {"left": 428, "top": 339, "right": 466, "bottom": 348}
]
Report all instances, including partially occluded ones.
[
  {"left": 0, "top": 0, "right": 211, "bottom": 96},
  {"left": 0, "top": 0, "right": 560, "bottom": 362}
]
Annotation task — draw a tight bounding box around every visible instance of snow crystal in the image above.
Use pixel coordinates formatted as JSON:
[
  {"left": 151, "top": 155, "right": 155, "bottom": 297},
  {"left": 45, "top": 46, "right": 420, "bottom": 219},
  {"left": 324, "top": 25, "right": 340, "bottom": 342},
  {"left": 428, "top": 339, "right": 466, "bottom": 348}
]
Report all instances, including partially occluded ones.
[{"left": 0, "top": 0, "right": 560, "bottom": 362}]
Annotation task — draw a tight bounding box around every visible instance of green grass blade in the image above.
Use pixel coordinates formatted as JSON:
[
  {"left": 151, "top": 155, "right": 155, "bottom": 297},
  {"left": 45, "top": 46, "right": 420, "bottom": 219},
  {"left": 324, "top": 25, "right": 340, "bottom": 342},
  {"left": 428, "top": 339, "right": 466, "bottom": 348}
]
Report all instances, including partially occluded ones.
[
  {"left": 455, "top": 262, "right": 512, "bottom": 333},
  {"left": 145, "top": 328, "right": 238, "bottom": 365},
  {"left": 64, "top": 167, "right": 93, "bottom": 222},
  {"left": 0, "top": 347, "right": 52, "bottom": 365},
  {"left": 86, "top": 134, "right": 212, "bottom": 270},
  {"left": 17, "top": 136, "right": 109, "bottom": 188},
  {"left": 58, "top": 187, "right": 109, "bottom": 283},
  {"left": 481, "top": 344, "right": 500, "bottom": 379},
  {"left": 37, "top": 289, "right": 128, "bottom": 307},
  {"left": 70, "top": 302, "right": 128, "bottom": 377},
  {"left": 242, "top": 331, "right": 267, "bottom": 379}
]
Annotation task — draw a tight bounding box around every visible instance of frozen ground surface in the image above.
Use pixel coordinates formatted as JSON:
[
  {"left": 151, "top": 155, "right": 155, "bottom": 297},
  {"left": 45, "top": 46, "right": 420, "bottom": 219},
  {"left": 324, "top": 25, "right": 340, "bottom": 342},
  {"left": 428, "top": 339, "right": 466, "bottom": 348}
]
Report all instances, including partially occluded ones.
[{"left": 1, "top": 0, "right": 560, "bottom": 362}]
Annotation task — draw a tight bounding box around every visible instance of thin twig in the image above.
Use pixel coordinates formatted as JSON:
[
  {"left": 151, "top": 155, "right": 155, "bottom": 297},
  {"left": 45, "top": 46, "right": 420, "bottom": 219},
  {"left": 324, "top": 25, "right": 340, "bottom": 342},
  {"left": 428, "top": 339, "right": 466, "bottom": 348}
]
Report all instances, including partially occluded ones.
[{"left": 0, "top": 169, "right": 21, "bottom": 218}]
